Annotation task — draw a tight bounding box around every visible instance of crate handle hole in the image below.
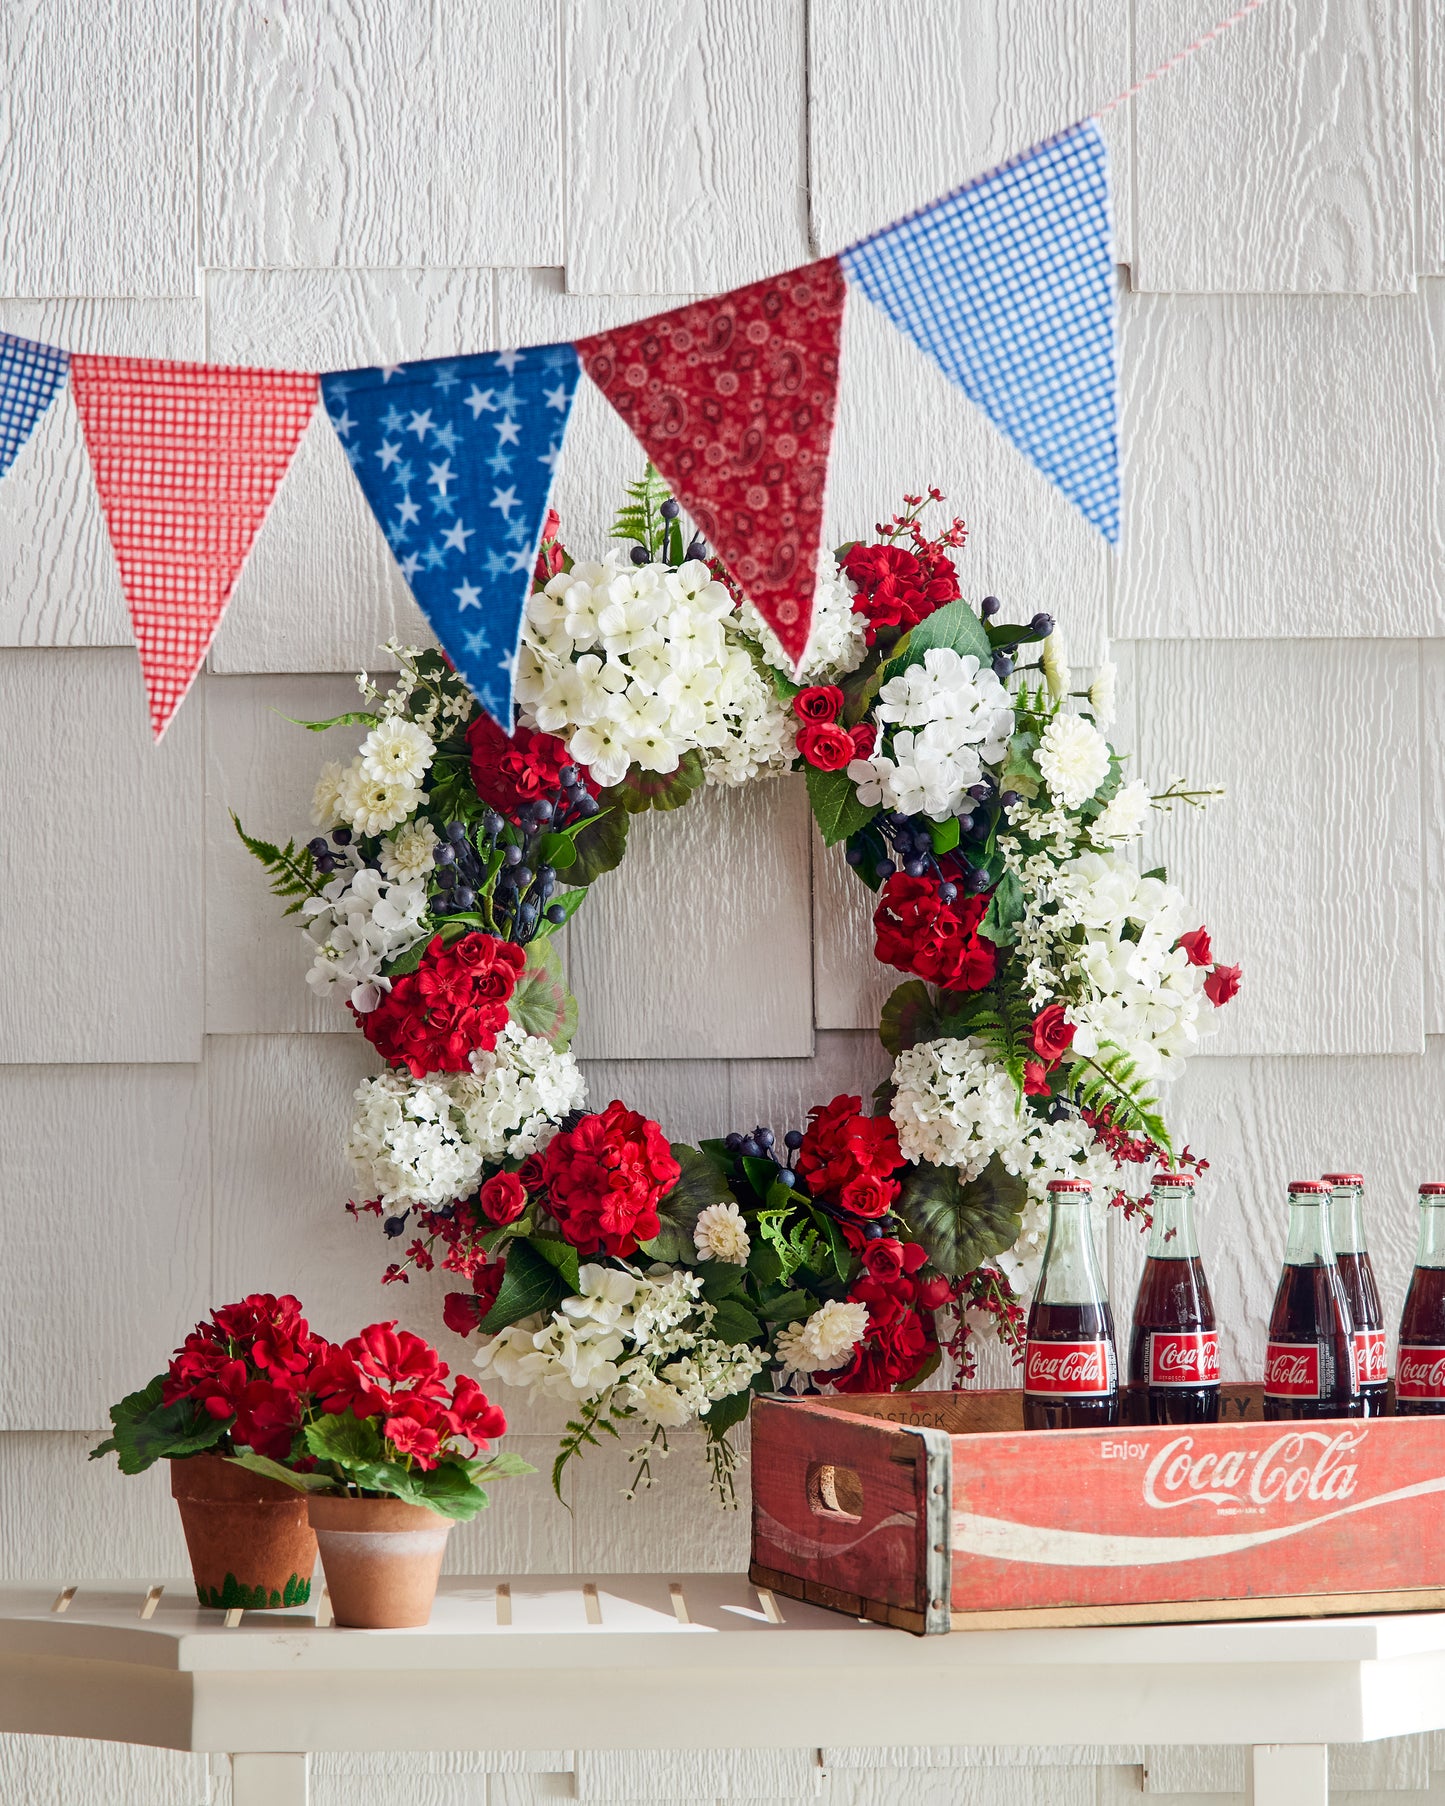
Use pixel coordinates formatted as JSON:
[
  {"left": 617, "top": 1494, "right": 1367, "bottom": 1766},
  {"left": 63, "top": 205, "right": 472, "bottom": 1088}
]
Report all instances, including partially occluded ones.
[{"left": 807, "top": 1462, "right": 864, "bottom": 1522}]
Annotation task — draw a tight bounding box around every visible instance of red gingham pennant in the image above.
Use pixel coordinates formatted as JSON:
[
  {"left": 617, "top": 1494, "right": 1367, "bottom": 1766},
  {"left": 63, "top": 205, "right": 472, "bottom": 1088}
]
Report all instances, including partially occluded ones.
[
  {"left": 577, "top": 258, "right": 846, "bottom": 667},
  {"left": 70, "top": 356, "right": 318, "bottom": 738}
]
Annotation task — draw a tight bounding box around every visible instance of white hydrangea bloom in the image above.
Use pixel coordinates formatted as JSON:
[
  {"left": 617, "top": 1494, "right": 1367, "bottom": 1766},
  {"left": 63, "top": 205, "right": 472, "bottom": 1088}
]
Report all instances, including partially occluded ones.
[
  {"left": 454, "top": 1020, "right": 587, "bottom": 1159},
  {"left": 345, "top": 1071, "right": 483, "bottom": 1209},
  {"left": 359, "top": 717, "right": 435, "bottom": 788},
  {"left": 515, "top": 554, "right": 782, "bottom": 788},
  {"left": 848, "top": 727, "right": 983, "bottom": 822},
  {"left": 693, "top": 1201, "right": 750, "bottom": 1264},
  {"left": 1092, "top": 778, "right": 1151, "bottom": 843},
  {"left": 737, "top": 568, "right": 867, "bottom": 683},
  {"left": 873, "top": 646, "right": 1014, "bottom": 760},
  {"left": 1036, "top": 712, "right": 1110, "bottom": 810},
  {"left": 379, "top": 818, "right": 438, "bottom": 882},
  {"left": 775, "top": 1299, "right": 869, "bottom": 1376},
  {"left": 301, "top": 866, "right": 430, "bottom": 1012},
  {"left": 890, "top": 1036, "right": 1027, "bottom": 1178}
]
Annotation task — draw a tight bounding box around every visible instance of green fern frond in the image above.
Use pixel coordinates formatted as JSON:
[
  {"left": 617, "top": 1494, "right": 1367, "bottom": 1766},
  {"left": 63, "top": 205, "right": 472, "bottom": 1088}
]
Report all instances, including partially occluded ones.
[
  {"left": 1073, "top": 1044, "right": 1173, "bottom": 1153},
  {"left": 231, "top": 812, "right": 327, "bottom": 916},
  {"left": 611, "top": 463, "right": 676, "bottom": 560}
]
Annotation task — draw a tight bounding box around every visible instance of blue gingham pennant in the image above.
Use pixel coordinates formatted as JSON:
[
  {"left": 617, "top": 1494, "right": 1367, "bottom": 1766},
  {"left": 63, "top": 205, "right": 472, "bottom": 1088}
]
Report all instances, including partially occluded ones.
[
  {"left": 0, "top": 330, "right": 68, "bottom": 481},
  {"left": 841, "top": 121, "right": 1119, "bottom": 544},
  {"left": 321, "top": 346, "right": 580, "bottom": 725}
]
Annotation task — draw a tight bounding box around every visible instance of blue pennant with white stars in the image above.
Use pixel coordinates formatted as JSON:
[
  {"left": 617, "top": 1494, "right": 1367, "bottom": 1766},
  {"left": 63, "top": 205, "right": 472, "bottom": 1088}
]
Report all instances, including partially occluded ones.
[{"left": 320, "top": 345, "right": 581, "bottom": 726}]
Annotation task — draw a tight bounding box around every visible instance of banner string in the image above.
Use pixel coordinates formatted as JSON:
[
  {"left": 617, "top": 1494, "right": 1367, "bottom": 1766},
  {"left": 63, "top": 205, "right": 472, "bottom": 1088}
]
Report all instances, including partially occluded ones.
[{"left": 1093, "top": 0, "right": 1272, "bottom": 118}]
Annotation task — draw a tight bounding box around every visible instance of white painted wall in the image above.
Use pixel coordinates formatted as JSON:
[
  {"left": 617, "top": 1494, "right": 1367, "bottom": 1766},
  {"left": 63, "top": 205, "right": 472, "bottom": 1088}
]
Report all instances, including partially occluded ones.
[{"left": 0, "top": 2, "right": 1441, "bottom": 1800}]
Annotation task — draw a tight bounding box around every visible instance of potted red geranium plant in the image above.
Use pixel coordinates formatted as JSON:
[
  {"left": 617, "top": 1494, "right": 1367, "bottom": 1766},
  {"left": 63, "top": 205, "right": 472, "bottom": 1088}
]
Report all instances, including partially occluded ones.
[
  {"left": 234, "top": 1321, "right": 530, "bottom": 1628},
  {"left": 91, "top": 1294, "right": 324, "bottom": 1610}
]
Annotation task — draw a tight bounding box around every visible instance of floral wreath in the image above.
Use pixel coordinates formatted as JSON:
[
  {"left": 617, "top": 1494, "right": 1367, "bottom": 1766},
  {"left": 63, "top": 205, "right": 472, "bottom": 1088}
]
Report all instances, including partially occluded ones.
[{"left": 240, "top": 470, "right": 1238, "bottom": 1500}]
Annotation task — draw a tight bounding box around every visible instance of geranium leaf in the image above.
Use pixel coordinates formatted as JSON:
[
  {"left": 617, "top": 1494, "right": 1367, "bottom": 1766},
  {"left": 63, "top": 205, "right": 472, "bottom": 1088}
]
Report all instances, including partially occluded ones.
[
  {"left": 91, "top": 1376, "right": 230, "bottom": 1474},
  {"left": 226, "top": 1450, "right": 330, "bottom": 1492},
  {"left": 897, "top": 1156, "right": 1025, "bottom": 1277},
  {"left": 509, "top": 935, "right": 578, "bottom": 1049},
  {"left": 304, "top": 1410, "right": 386, "bottom": 1469},
  {"left": 478, "top": 1238, "right": 569, "bottom": 1334},
  {"left": 643, "top": 1146, "right": 735, "bottom": 1263},
  {"left": 878, "top": 980, "right": 942, "bottom": 1057},
  {"left": 615, "top": 749, "right": 704, "bottom": 814},
  {"left": 469, "top": 1450, "right": 536, "bottom": 1482},
  {"left": 805, "top": 764, "right": 878, "bottom": 847},
  {"left": 566, "top": 807, "right": 628, "bottom": 885}
]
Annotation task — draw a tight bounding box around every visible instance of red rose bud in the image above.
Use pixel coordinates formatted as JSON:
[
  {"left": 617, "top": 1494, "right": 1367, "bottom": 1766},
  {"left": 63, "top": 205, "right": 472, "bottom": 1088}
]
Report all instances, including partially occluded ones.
[
  {"left": 1204, "top": 963, "right": 1242, "bottom": 1006},
  {"left": 1178, "top": 925, "right": 1213, "bottom": 967},
  {"left": 848, "top": 721, "right": 877, "bottom": 760},
  {"left": 918, "top": 1274, "right": 954, "bottom": 1311},
  {"left": 838, "top": 1172, "right": 898, "bottom": 1219},
  {"left": 1023, "top": 1059, "right": 1052, "bottom": 1097},
  {"left": 1030, "top": 1002, "right": 1075, "bottom": 1063},
  {"left": 796, "top": 720, "right": 856, "bottom": 772},
  {"left": 478, "top": 1171, "right": 527, "bottom": 1226},
  {"left": 792, "top": 684, "right": 844, "bottom": 724},
  {"left": 861, "top": 1237, "right": 908, "bottom": 1282}
]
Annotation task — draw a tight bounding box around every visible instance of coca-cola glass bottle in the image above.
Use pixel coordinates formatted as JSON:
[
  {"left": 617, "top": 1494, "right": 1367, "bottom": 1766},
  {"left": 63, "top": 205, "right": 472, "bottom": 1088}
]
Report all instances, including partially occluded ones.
[
  {"left": 1395, "top": 1183, "right": 1445, "bottom": 1415},
  {"left": 1263, "top": 1179, "right": 1362, "bottom": 1420},
  {"left": 1023, "top": 1177, "right": 1120, "bottom": 1430},
  {"left": 1323, "top": 1171, "right": 1387, "bottom": 1416},
  {"left": 1128, "top": 1170, "right": 1220, "bottom": 1424}
]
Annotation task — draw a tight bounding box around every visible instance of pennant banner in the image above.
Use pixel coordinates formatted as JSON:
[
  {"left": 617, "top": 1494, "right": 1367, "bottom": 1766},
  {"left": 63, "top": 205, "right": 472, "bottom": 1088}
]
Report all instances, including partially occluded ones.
[
  {"left": 71, "top": 357, "right": 317, "bottom": 738},
  {"left": 577, "top": 258, "right": 847, "bottom": 668},
  {"left": 0, "top": 331, "right": 69, "bottom": 481},
  {"left": 841, "top": 121, "right": 1119, "bottom": 544},
  {"left": 322, "top": 346, "right": 580, "bottom": 728}
]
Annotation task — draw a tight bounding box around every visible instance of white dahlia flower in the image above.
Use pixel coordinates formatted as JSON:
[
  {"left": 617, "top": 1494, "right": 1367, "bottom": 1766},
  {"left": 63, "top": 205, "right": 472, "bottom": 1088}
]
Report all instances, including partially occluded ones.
[
  {"left": 1036, "top": 712, "right": 1110, "bottom": 810},
  {"left": 692, "top": 1201, "right": 751, "bottom": 1264},
  {"left": 775, "top": 1300, "right": 869, "bottom": 1376}
]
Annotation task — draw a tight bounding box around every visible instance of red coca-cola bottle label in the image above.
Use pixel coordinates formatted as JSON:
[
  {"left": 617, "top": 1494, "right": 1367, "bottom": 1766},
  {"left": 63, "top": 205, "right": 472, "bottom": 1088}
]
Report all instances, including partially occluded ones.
[
  {"left": 1147, "top": 1329, "right": 1220, "bottom": 1387},
  {"left": 1024, "top": 1339, "right": 1115, "bottom": 1396},
  {"left": 1264, "top": 1341, "right": 1321, "bottom": 1398},
  {"left": 1395, "top": 1345, "right": 1445, "bottom": 1400},
  {"left": 1351, "top": 1329, "right": 1388, "bottom": 1387}
]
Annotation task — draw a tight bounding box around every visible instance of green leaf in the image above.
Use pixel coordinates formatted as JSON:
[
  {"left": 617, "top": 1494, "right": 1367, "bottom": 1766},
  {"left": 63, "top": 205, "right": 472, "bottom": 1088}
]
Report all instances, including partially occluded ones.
[
  {"left": 566, "top": 806, "right": 628, "bottom": 885},
  {"left": 1000, "top": 730, "right": 1042, "bottom": 802},
  {"left": 537, "top": 830, "right": 578, "bottom": 870},
  {"left": 805, "top": 764, "right": 878, "bottom": 847},
  {"left": 757, "top": 1288, "right": 811, "bottom": 1322},
  {"left": 304, "top": 1410, "right": 386, "bottom": 1469},
  {"left": 979, "top": 871, "right": 1025, "bottom": 948},
  {"left": 883, "top": 598, "right": 991, "bottom": 673},
  {"left": 769, "top": 665, "right": 801, "bottom": 703},
  {"left": 897, "top": 1156, "right": 1026, "bottom": 1277},
  {"left": 226, "top": 1450, "right": 332, "bottom": 1493},
  {"left": 90, "top": 1376, "right": 229, "bottom": 1474},
  {"left": 643, "top": 1145, "right": 737, "bottom": 1262},
  {"left": 808, "top": 1206, "right": 853, "bottom": 1284},
  {"left": 694, "top": 1259, "right": 748, "bottom": 1303},
  {"left": 411, "top": 1461, "right": 493, "bottom": 1521},
  {"left": 741, "top": 1154, "right": 781, "bottom": 1198},
  {"left": 615, "top": 749, "right": 705, "bottom": 814},
  {"left": 479, "top": 1237, "right": 573, "bottom": 1333},
  {"left": 509, "top": 935, "right": 578, "bottom": 1049},
  {"left": 469, "top": 1450, "right": 537, "bottom": 1481},
  {"left": 928, "top": 816, "right": 960, "bottom": 854},
  {"left": 984, "top": 620, "right": 1051, "bottom": 651},
  {"left": 703, "top": 1388, "right": 753, "bottom": 1435},
  {"left": 382, "top": 931, "right": 436, "bottom": 978},
  {"left": 842, "top": 819, "right": 889, "bottom": 891},
  {"left": 712, "top": 1298, "right": 763, "bottom": 1345},
  {"left": 528, "top": 1236, "right": 581, "bottom": 1294},
  {"left": 533, "top": 887, "right": 587, "bottom": 936},
  {"left": 275, "top": 708, "right": 380, "bottom": 733},
  {"left": 878, "top": 980, "right": 942, "bottom": 1058}
]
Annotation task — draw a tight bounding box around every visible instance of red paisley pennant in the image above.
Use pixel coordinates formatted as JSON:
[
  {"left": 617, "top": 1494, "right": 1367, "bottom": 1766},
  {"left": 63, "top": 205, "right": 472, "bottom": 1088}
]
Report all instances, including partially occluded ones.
[
  {"left": 577, "top": 258, "right": 847, "bottom": 667},
  {"left": 71, "top": 355, "right": 317, "bottom": 739}
]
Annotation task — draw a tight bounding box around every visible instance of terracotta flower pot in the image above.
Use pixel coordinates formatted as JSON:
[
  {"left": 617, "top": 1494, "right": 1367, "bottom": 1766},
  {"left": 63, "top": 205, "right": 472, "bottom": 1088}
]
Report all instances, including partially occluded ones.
[
  {"left": 307, "top": 1494, "right": 453, "bottom": 1628},
  {"left": 170, "top": 1453, "right": 317, "bottom": 1610}
]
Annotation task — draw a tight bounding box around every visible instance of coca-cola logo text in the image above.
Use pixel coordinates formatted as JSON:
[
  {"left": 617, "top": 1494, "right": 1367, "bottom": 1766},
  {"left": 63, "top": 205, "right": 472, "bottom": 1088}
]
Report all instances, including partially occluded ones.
[
  {"left": 1264, "top": 1341, "right": 1320, "bottom": 1398},
  {"left": 1143, "top": 1429, "right": 1364, "bottom": 1510},
  {"left": 1024, "top": 1340, "right": 1113, "bottom": 1396},
  {"left": 1397, "top": 1346, "right": 1445, "bottom": 1399},
  {"left": 1148, "top": 1330, "right": 1220, "bottom": 1387},
  {"left": 1352, "top": 1330, "right": 1388, "bottom": 1386}
]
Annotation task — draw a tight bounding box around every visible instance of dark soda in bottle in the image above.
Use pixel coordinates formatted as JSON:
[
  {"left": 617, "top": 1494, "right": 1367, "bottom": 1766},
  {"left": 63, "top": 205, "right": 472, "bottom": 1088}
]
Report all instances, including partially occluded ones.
[
  {"left": 1128, "top": 1170, "right": 1220, "bottom": 1424},
  {"left": 1263, "top": 1179, "right": 1361, "bottom": 1420},
  {"left": 1323, "top": 1171, "right": 1387, "bottom": 1416},
  {"left": 1396, "top": 1183, "right": 1445, "bottom": 1415},
  {"left": 1023, "top": 1177, "right": 1120, "bottom": 1430}
]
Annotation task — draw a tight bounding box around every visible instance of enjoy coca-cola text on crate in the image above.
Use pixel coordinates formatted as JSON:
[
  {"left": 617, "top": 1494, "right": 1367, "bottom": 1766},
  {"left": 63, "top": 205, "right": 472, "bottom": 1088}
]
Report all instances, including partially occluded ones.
[{"left": 749, "top": 1387, "right": 1445, "bottom": 1634}]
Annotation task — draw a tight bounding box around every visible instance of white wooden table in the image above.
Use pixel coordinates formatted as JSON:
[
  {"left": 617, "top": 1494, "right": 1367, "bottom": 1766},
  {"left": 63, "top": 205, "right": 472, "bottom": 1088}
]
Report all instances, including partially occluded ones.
[{"left": 3, "top": 1577, "right": 1445, "bottom": 1806}]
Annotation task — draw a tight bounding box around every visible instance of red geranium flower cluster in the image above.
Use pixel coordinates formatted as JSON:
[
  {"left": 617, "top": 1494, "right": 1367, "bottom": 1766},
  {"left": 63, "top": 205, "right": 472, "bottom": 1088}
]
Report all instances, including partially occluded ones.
[
  {"left": 795, "top": 1094, "right": 903, "bottom": 1220},
  {"left": 358, "top": 931, "right": 526, "bottom": 1077},
  {"left": 540, "top": 1100, "right": 681, "bottom": 1257},
  {"left": 311, "top": 1321, "right": 506, "bottom": 1469},
  {"left": 832, "top": 1239, "right": 944, "bottom": 1392},
  {"left": 163, "top": 1294, "right": 325, "bottom": 1462},
  {"left": 873, "top": 874, "right": 998, "bottom": 993},
  {"left": 466, "top": 711, "right": 593, "bottom": 822},
  {"left": 790, "top": 685, "right": 876, "bottom": 773}
]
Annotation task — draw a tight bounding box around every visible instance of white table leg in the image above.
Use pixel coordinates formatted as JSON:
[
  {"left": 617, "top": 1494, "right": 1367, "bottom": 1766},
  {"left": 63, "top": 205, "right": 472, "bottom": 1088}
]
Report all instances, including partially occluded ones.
[
  {"left": 231, "top": 1752, "right": 308, "bottom": 1806},
  {"left": 1248, "top": 1744, "right": 1328, "bottom": 1806}
]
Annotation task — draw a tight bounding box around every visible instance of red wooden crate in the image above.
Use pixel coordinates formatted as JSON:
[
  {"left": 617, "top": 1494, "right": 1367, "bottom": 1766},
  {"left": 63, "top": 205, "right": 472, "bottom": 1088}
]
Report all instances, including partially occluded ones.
[{"left": 749, "top": 1388, "right": 1445, "bottom": 1635}]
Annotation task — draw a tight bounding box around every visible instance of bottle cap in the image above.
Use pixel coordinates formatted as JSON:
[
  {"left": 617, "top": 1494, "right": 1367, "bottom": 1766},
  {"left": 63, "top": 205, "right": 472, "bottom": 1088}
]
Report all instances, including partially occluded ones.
[
  {"left": 1047, "top": 1177, "right": 1093, "bottom": 1194},
  {"left": 1420, "top": 1183, "right": 1445, "bottom": 1197},
  {"left": 1321, "top": 1172, "right": 1364, "bottom": 1186},
  {"left": 1288, "top": 1180, "right": 1330, "bottom": 1195},
  {"left": 1151, "top": 1170, "right": 1195, "bottom": 1188}
]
